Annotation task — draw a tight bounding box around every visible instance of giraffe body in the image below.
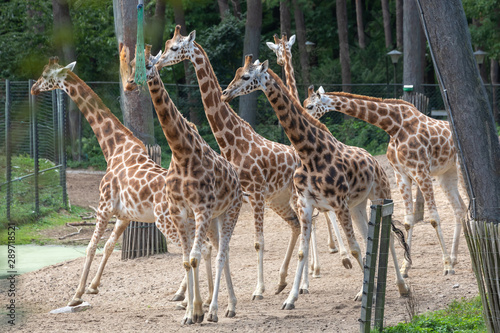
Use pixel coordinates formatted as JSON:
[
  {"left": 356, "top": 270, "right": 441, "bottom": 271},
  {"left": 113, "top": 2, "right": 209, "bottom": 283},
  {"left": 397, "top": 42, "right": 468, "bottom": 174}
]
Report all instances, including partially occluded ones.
[
  {"left": 303, "top": 87, "right": 467, "bottom": 276},
  {"left": 126, "top": 47, "right": 242, "bottom": 324},
  {"left": 268, "top": 33, "right": 352, "bottom": 273},
  {"left": 221, "top": 55, "right": 409, "bottom": 309},
  {"left": 30, "top": 57, "right": 215, "bottom": 309},
  {"left": 157, "top": 26, "right": 307, "bottom": 300}
]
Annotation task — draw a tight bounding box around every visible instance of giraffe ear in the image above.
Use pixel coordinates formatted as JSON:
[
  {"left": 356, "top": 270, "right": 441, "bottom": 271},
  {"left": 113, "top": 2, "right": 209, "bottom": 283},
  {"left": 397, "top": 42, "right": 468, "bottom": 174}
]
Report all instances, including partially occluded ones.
[
  {"left": 266, "top": 42, "right": 278, "bottom": 51},
  {"left": 308, "top": 85, "right": 315, "bottom": 97},
  {"left": 153, "top": 50, "right": 162, "bottom": 64},
  {"left": 64, "top": 61, "right": 76, "bottom": 72},
  {"left": 188, "top": 30, "right": 196, "bottom": 43},
  {"left": 289, "top": 35, "right": 296, "bottom": 46},
  {"left": 318, "top": 86, "right": 325, "bottom": 94},
  {"left": 259, "top": 60, "right": 269, "bottom": 73}
]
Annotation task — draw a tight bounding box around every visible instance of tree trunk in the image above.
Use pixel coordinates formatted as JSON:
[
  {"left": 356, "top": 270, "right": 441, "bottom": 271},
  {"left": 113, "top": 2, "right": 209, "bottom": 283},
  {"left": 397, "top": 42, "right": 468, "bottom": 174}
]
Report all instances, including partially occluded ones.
[
  {"left": 218, "top": 0, "right": 230, "bottom": 19},
  {"left": 355, "top": 0, "right": 365, "bottom": 49},
  {"left": 381, "top": 0, "right": 392, "bottom": 49},
  {"left": 292, "top": 0, "right": 310, "bottom": 92},
  {"left": 336, "top": 0, "right": 351, "bottom": 93},
  {"left": 417, "top": 0, "right": 500, "bottom": 222},
  {"left": 239, "top": 0, "right": 262, "bottom": 128},
  {"left": 403, "top": 0, "right": 425, "bottom": 93},
  {"left": 396, "top": 0, "right": 403, "bottom": 49},
  {"left": 491, "top": 60, "right": 499, "bottom": 123},
  {"left": 280, "top": 0, "right": 292, "bottom": 38},
  {"left": 150, "top": 0, "right": 167, "bottom": 54},
  {"left": 52, "top": 0, "right": 81, "bottom": 161},
  {"left": 231, "top": 0, "right": 242, "bottom": 19},
  {"left": 113, "top": 0, "right": 155, "bottom": 146}
]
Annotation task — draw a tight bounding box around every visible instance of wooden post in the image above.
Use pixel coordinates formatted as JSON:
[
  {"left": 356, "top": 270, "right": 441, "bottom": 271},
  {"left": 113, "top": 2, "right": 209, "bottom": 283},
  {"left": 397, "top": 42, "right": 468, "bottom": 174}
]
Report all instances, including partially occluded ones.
[{"left": 360, "top": 199, "right": 394, "bottom": 332}]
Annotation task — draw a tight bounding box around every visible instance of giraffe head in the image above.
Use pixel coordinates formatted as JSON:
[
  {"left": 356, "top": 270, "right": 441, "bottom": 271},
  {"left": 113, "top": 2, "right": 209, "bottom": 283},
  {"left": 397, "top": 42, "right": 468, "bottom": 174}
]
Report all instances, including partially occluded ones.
[
  {"left": 303, "top": 85, "right": 330, "bottom": 119},
  {"left": 124, "top": 44, "right": 162, "bottom": 91},
  {"left": 31, "top": 57, "right": 76, "bottom": 95},
  {"left": 157, "top": 25, "right": 196, "bottom": 68},
  {"left": 221, "top": 55, "right": 269, "bottom": 102},
  {"left": 266, "top": 34, "right": 296, "bottom": 66}
]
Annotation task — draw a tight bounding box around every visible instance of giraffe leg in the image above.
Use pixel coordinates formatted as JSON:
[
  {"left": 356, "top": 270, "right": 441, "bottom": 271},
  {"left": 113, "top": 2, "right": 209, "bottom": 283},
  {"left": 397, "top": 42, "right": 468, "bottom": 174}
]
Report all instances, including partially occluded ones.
[
  {"left": 249, "top": 192, "right": 266, "bottom": 300},
  {"left": 324, "top": 212, "right": 339, "bottom": 254},
  {"left": 325, "top": 211, "right": 351, "bottom": 267},
  {"left": 87, "top": 218, "right": 130, "bottom": 294},
  {"left": 208, "top": 202, "right": 240, "bottom": 322},
  {"left": 416, "top": 173, "right": 454, "bottom": 275},
  {"left": 268, "top": 195, "right": 300, "bottom": 295},
  {"left": 436, "top": 168, "right": 466, "bottom": 270},
  {"left": 389, "top": 233, "right": 410, "bottom": 296},
  {"left": 347, "top": 204, "right": 370, "bottom": 301},
  {"left": 394, "top": 171, "right": 415, "bottom": 278},
  {"left": 68, "top": 207, "right": 112, "bottom": 306},
  {"left": 309, "top": 217, "right": 321, "bottom": 278},
  {"left": 282, "top": 198, "right": 313, "bottom": 310}
]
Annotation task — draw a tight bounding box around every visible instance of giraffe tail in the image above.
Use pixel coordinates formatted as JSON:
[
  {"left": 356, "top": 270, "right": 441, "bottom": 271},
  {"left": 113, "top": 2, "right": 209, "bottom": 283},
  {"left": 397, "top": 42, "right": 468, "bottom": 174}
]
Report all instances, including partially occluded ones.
[{"left": 391, "top": 222, "right": 412, "bottom": 265}]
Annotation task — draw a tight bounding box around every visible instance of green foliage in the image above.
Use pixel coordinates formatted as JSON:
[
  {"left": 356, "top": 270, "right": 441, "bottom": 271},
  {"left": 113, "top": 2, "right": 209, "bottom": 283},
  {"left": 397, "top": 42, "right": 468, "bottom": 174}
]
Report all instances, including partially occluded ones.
[
  {"left": 463, "top": 0, "right": 500, "bottom": 61},
  {"left": 379, "top": 297, "right": 486, "bottom": 333},
  {"left": 0, "top": 155, "right": 66, "bottom": 230}
]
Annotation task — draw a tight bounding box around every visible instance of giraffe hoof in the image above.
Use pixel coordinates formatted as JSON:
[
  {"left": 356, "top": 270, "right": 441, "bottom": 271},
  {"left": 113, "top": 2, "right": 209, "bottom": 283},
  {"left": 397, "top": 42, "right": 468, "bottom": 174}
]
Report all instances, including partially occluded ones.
[
  {"left": 252, "top": 294, "right": 264, "bottom": 301},
  {"left": 171, "top": 293, "right": 185, "bottom": 302},
  {"left": 402, "top": 273, "right": 409, "bottom": 278},
  {"left": 207, "top": 313, "right": 218, "bottom": 322},
  {"left": 275, "top": 283, "right": 287, "bottom": 295},
  {"left": 342, "top": 258, "right": 353, "bottom": 269},
  {"left": 329, "top": 247, "right": 339, "bottom": 254},
  {"left": 181, "top": 317, "right": 194, "bottom": 325},
  {"left": 68, "top": 298, "right": 83, "bottom": 307},
  {"left": 444, "top": 268, "right": 455, "bottom": 276},
  {"left": 86, "top": 287, "right": 99, "bottom": 294},
  {"left": 299, "top": 288, "right": 309, "bottom": 295},
  {"left": 193, "top": 313, "right": 204, "bottom": 324},
  {"left": 225, "top": 310, "right": 236, "bottom": 318},
  {"left": 175, "top": 303, "right": 186, "bottom": 311},
  {"left": 281, "top": 302, "right": 295, "bottom": 310}
]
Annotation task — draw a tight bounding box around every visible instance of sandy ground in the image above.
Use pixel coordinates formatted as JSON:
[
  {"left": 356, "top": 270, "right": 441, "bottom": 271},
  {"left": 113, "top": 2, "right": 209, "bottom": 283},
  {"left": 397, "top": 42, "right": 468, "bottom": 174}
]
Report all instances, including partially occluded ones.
[{"left": 1, "top": 155, "right": 479, "bottom": 332}]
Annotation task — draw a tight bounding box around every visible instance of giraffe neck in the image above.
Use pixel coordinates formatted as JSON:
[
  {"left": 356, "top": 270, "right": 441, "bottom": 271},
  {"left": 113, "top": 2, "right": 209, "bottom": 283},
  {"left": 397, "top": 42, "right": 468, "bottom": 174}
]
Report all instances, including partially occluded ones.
[
  {"left": 322, "top": 93, "right": 406, "bottom": 136},
  {"left": 189, "top": 42, "right": 255, "bottom": 154},
  {"left": 62, "top": 71, "right": 146, "bottom": 163},
  {"left": 265, "top": 69, "right": 334, "bottom": 161},
  {"left": 282, "top": 46, "right": 300, "bottom": 104},
  {"left": 147, "top": 70, "right": 202, "bottom": 162}
]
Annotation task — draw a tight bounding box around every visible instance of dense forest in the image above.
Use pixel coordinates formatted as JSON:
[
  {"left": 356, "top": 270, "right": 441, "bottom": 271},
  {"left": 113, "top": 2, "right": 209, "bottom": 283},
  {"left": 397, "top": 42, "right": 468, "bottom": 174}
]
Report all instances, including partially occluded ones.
[{"left": 1, "top": 0, "right": 499, "bottom": 167}]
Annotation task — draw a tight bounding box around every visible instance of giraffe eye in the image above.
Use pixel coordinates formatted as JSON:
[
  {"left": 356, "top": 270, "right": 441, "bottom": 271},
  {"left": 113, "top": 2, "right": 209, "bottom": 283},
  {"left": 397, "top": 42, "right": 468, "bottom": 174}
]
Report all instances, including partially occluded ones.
[
  {"left": 171, "top": 46, "right": 178, "bottom": 51},
  {"left": 242, "top": 75, "right": 250, "bottom": 81},
  {"left": 307, "top": 104, "right": 314, "bottom": 110},
  {"left": 146, "top": 64, "right": 152, "bottom": 70}
]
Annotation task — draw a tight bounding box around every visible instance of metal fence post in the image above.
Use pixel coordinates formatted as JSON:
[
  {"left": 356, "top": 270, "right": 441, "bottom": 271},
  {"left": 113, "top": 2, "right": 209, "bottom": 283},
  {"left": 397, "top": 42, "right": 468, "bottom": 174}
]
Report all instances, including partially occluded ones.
[
  {"left": 58, "top": 90, "right": 68, "bottom": 208},
  {"left": 29, "top": 79, "right": 39, "bottom": 215},
  {"left": 5, "top": 80, "right": 12, "bottom": 222}
]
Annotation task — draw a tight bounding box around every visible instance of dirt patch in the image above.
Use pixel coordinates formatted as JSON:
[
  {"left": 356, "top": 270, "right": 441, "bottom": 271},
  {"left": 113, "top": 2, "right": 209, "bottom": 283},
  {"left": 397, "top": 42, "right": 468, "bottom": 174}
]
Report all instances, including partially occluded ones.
[{"left": 4, "top": 156, "right": 478, "bottom": 332}]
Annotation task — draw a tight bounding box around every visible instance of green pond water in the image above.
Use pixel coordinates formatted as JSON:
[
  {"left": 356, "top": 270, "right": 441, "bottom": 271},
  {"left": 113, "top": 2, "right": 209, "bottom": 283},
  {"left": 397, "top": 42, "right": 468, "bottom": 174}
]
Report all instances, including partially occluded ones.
[{"left": 0, "top": 245, "right": 107, "bottom": 279}]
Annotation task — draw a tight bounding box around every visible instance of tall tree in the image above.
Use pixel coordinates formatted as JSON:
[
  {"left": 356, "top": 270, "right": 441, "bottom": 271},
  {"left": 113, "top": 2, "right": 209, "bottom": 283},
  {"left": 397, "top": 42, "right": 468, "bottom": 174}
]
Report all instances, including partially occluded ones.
[
  {"left": 292, "top": 0, "right": 310, "bottom": 92},
  {"left": 491, "top": 60, "right": 499, "bottom": 122},
  {"left": 417, "top": 0, "right": 500, "bottom": 222},
  {"left": 239, "top": 0, "right": 262, "bottom": 127},
  {"left": 396, "top": 0, "right": 403, "bottom": 49},
  {"left": 355, "top": 0, "right": 365, "bottom": 49},
  {"left": 218, "top": 0, "right": 230, "bottom": 19},
  {"left": 112, "top": 0, "right": 155, "bottom": 145},
  {"left": 403, "top": 0, "right": 425, "bottom": 93},
  {"left": 280, "top": 0, "right": 292, "bottom": 38},
  {"left": 52, "top": 0, "right": 81, "bottom": 161},
  {"left": 149, "top": 0, "right": 167, "bottom": 54},
  {"left": 336, "top": 0, "right": 351, "bottom": 93},
  {"left": 381, "top": 0, "right": 392, "bottom": 49}
]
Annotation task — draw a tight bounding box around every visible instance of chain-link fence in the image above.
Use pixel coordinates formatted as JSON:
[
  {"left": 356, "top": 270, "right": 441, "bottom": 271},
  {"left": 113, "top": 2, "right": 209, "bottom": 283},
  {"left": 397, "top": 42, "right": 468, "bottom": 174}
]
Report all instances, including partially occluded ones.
[{"left": 1, "top": 80, "right": 68, "bottom": 228}]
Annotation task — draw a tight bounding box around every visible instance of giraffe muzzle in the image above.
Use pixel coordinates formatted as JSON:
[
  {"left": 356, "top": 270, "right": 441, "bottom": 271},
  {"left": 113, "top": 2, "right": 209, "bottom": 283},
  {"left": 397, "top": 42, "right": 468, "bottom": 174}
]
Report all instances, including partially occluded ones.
[{"left": 221, "top": 90, "right": 233, "bottom": 103}]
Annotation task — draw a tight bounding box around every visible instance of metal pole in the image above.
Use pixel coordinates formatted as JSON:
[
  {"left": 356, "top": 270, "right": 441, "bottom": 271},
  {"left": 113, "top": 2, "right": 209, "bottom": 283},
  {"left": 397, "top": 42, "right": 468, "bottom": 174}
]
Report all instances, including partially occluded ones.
[
  {"left": 29, "top": 79, "right": 39, "bottom": 216},
  {"left": 58, "top": 90, "right": 68, "bottom": 208},
  {"left": 393, "top": 63, "right": 397, "bottom": 98},
  {"left": 5, "top": 80, "right": 12, "bottom": 222}
]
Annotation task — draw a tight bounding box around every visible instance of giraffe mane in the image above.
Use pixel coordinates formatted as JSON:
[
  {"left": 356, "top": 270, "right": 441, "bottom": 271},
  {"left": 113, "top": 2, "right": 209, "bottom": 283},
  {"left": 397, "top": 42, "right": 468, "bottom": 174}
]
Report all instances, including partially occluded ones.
[
  {"left": 267, "top": 69, "right": 331, "bottom": 135},
  {"left": 186, "top": 120, "right": 199, "bottom": 133},
  {"left": 192, "top": 41, "right": 256, "bottom": 131},
  {"left": 66, "top": 71, "right": 147, "bottom": 153},
  {"left": 325, "top": 91, "right": 415, "bottom": 107}
]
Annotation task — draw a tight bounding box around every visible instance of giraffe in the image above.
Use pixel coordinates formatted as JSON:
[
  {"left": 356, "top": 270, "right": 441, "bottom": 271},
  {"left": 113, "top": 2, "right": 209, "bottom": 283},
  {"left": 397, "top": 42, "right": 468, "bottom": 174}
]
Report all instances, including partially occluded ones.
[
  {"left": 157, "top": 25, "right": 310, "bottom": 300},
  {"left": 125, "top": 46, "right": 242, "bottom": 324},
  {"left": 221, "top": 55, "right": 410, "bottom": 308},
  {"left": 303, "top": 86, "right": 467, "bottom": 277},
  {"left": 30, "top": 56, "right": 213, "bottom": 309},
  {"left": 267, "top": 33, "right": 352, "bottom": 274}
]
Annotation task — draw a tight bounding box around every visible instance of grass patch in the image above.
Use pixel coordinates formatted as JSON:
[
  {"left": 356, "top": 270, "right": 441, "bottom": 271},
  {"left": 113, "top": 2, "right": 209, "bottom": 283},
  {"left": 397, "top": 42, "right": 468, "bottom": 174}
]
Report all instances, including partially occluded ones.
[
  {"left": 1, "top": 206, "right": 90, "bottom": 245},
  {"left": 0, "top": 154, "right": 68, "bottom": 230},
  {"left": 377, "top": 296, "right": 486, "bottom": 332}
]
